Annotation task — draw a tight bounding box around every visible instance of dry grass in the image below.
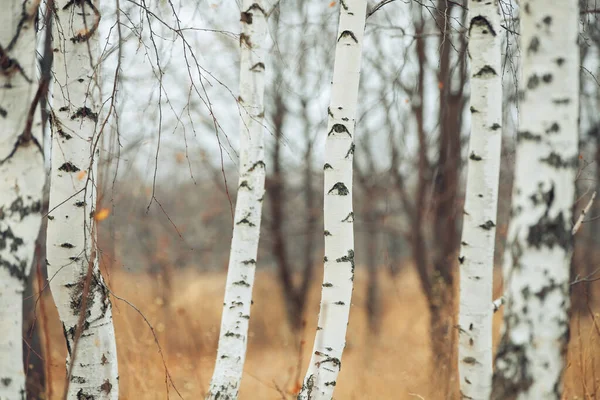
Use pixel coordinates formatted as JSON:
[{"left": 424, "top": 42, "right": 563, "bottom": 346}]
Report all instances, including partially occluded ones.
[{"left": 34, "top": 265, "right": 600, "bottom": 399}]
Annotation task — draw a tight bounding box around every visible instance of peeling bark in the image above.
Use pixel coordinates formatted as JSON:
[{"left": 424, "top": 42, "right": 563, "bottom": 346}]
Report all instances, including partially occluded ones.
[
  {"left": 0, "top": 1, "right": 44, "bottom": 399},
  {"left": 492, "top": 1, "right": 579, "bottom": 398},
  {"left": 298, "top": 1, "right": 367, "bottom": 399},
  {"left": 46, "top": 1, "right": 118, "bottom": 398}
]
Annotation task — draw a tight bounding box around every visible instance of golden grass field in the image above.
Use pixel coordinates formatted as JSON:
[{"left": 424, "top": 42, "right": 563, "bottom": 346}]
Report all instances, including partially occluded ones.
[{"left": 34, "top": 265, "right": 600, "bottom": 399}]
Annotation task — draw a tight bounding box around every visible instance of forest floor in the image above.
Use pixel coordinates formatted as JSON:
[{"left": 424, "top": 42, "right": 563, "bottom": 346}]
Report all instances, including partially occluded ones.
[{"left": 35, "top": 265, "right": 600, "bottom": 399}]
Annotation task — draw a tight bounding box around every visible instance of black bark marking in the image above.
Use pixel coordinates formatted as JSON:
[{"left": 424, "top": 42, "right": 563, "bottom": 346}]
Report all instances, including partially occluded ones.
[
  {"left": 100, "top": 380, "right": 113, "bottom": 394},
  {"left": 70, "top": 106, "right": 98, "bottom": 122},
  {"left": 328, "top": 123, "right": 352, "bottom": 137},
  {"left": 241, "top": 259, "right": 256, "bottom": 265},
  {"left": 492, "top": 341, "right": 533, "bottom": 399},
  {"left": 250, "top": 62, "right": 265, "bottom": 72},
  {"left": 322, "top": 282, "right": 333, "bottom": 287},
  {"left": 236, "top": 213, "right": 255, "bottom": 227},
  {"left": 71, "top": 376, "right": 86, "bottom": 384},
  {"left": 469, "top": 152, "right": 482, "bottom": 161},
  {"left": 545, "top": 123, "right": 560, "bottom": 134},
  {"left": 328, "top": 182, "right": 349, "bottom": 196},
  {"left": 336, "top": 249, "right": 355, "bottom": 277},
  {"left": 539, "top": 152, "right": 576, "bottom": 168},
  {"left": 474, "top": 65, "right": 497, "bottom": 78},
  {"left": 232, "top": 280, "right": 250, "bottom": 287},
  {"left": 463, "top": 357, "right": 477, "bottom": 365},
  {"left": 458, "top": 256, "right": 465, "bottom": 264},
  {"left": 7, "top": 197, "right": 41, "bottom": 221},
  {"left": 341, "top": 212, "right": 354, "bottom": 223},
  {"left": 517, "top": 131, "right": 541, "bottom": 142},
  {"left": 60, "top": 242, "right": 75, "bottom": 248},
  {"left": 76, "top": 389, "right": 94, "bottom": 400},
  {"left": 58, "top": 162, "right": 80, "bottom": 173},
  {"left": 469, "top": 15, "right": 497, "bottom": 36},
  {"left": 239, "top": 180, "right": 252, "bottom": 190},
  {"left": 527, "top": 211, "right": 571, "bottom": 250},
  {"left": 324, "top": 163, "right": 333, "bottom": 170},
  {"left": 58, "top": 129, "right": 73, "bottom": 140},
  {"left": 0, "top": 107, "right": 6, "bottom": 118},
  {"left": 334, "top": 301, "right": 345, "bottom": 305},
  {"left": 552, "top": 98, "right": 571, "bottom": 105},
  {"left": 345, "top": 143, "right": 355, "bottom": 159},
  {"left": 528, "top": 36, "right": 540, "bottom": 54},
  {"left": 491, "top": 123, "right": 501, "bottom": 130},
  {"left": 527, "top": 74, "right": 539, "bottom": 90},
  {"left": 479, "top": 220, "right": 495, "bottom": 230},
  {"left": 543, "top": 16, "right": 552, "bottom": 25},
  {"left": 338, "top": 30, "right": 358, "bottom": 43},
  {"left": 324, "top": 230, "right": 332, "bottom": 236},
  {"left": 542, "top": 73, "right": 552, "bottom": 83},
  {"left": 470, "top": 106, "right": 479, "bottom": 113},
  {"left": 0, "top": 227, "right": 27, "bottom": 281}
]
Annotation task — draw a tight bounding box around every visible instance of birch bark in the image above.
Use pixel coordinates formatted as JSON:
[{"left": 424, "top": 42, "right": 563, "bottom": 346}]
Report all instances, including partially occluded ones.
[
  {"left": 0, "top": 2, "right": 44, "bottom": 398},
  {"left": 297, "top": 1, "right": 367, "bottom": 398},
  {"left": 457, "top": 1, "right": 502, "bottom": 398},
  {"left": 206, "top": 1, "right": 272, "bottom": 398},
  {"left": 46, "top": 1, "right": 119, "bottom": 398},
  {"left": 492, "top": 1, "right": 579, "bottom": 398}
]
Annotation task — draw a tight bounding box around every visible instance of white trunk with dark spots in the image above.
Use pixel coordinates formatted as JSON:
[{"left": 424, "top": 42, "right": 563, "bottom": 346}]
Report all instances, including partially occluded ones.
[
  {"left": 46, "top": 1, "right": 118, "bottom": 398},
  {"left": 206, "top": 1, "right": 272, "bottom": 399},
  {"left": 492, "top": 1, "right": 579, "bottom": 399},
  {"left": 0, "top": 1, "right": 44, "bottom": 398},
  {"left": 457, "top": 1, "right": 502, "bottom": 399},
  {"left": 298, "top": 1, "right": 366, "bottom": 399}
]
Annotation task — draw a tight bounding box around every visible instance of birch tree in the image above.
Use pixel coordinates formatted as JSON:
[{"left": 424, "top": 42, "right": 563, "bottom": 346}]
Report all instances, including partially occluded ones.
[
  {"left": 298, "top": 1, "right": 367, "bottom": 398},
  {"left": 492, "top": 0, "right": 579, "bottom": 398},
  {"left": 457, "top": 1, "right": 502, "bottom": 398},
  {"left": 46, "top": 1, "right": 119, "bottom": 398},
  {"left": 206, "top": 1, "right": 273, "bottom": 398},
  {"left": 0, "top": 1, "right": 44, "bottom": 398}
]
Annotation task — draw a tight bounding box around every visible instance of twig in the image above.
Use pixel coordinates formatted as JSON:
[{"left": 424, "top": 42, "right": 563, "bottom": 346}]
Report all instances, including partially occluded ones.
[
  {"left": 572, "top": 191, "right": 597, "bottom": 235},
  {"left": 367, "top": 0, "right": 396, "bottom": 19}
]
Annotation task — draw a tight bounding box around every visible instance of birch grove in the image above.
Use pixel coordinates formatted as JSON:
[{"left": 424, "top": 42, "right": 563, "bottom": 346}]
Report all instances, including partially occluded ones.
[
  {"left": 457, "top": 1, "right": 502, "bottom": 398},
  {"left": 0, "top": 1, "right": 44, "bottom": 398},
  {"left": 298, "top": 1, "right": 367, "bottom": 398},
  {"left": 492, "top": 0, "right": 579, "bottom": 398},
  {"left": 46, "top": 1, "right": 119, "bottom": 398},
  {"left": 206, "top": 1, "right": 273, "bottom": 398}
]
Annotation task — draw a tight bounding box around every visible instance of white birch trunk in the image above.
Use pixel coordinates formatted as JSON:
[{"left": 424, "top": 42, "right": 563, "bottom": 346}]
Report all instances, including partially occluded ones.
[
  {"left": 206, "top": 1, "right": 272, "bottom": 398},
  {"left": 46, "top": 2, "right": 118, "bottom": 398},
  {"left": 457, "top": 1, "right": 502, "bottom": 399},
  {"left": 492, "top": 1, "right": 579, "bottom": 398},
  {"left": 297, "top": 1, "right": 366, "bottom": 399},
  {"left": 0, "top": 2, "right": 44, "bottom": 398}
]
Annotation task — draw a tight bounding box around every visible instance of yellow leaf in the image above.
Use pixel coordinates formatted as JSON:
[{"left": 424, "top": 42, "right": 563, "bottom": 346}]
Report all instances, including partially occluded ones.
[
  {"left": 77, "top": 170, "right": 87, "bottom": 180},
  {"left": 329, "top": 1, "right": 336, "bottom": 6},
  {"left": 94, "top": 208, "right": 110, "bottom": 221}
]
